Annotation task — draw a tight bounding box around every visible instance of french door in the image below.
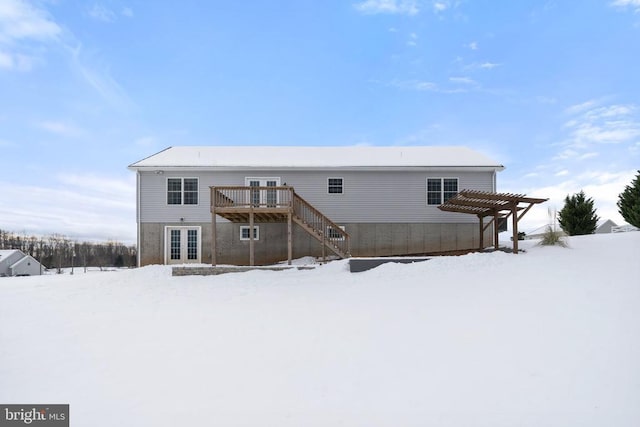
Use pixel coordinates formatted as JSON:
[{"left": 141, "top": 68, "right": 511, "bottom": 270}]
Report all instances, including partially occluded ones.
[
  {"left": 245, "top": 177, "right": 280, "bottom": 207},
  {"left": 165, "top": 226, "right": 201, "bottom": 264}
]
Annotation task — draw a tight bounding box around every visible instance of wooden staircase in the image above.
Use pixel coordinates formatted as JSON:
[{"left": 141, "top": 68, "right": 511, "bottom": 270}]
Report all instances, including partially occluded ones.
[
  {"left": 291, "top": 192, "right": 350, "bottom": 259},
  {"left": 211, "top": 186, "right": 350, "bottom": 261}
]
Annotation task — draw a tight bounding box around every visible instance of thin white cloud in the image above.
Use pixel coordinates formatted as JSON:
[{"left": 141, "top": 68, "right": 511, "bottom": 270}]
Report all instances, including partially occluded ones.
[
  {"left": 37, "top": 120, "right": 85, "bottom": 137},
  {"left": 564, "top": 99, "right": 598, "bottom": 115},
  {"left": 1, "top": 1, "right": 133, "bottom": 110},
  {"left": 0, "top": 0, "right": 61, "bottom": 71},
  {"left": 353, "top": 0, "right": 419, "bottom": 16},
  {"left": 407, "top": 32, "right": 418, "bottom": 46},
  {"left": 121, "top": 7, "right": 134, "bottom": 18},
  {"left": 610, "top": 0, "right": 640, "bottom": 12},
  {"left": 391, "top": 79, "right": 465, "bottom": 94},
  {"left": 67, "top": 43, "right": 134, "bottom": 111},
  {"left": 467, "top": 41, "right": 478, "bottom": 50},
  {"left": 88, "top": 4, "right": 116, "bottom": 23},
  {"left": 0, "top": 0, "right": 61, "bottom": 43},
  {"left": 391, "top": 76, "right": 480, "bottom": 94},
  {"left": 464, "top": 61, "right": 502, "bottom": 71},
  {"left": 449, "top": 76, "right": 476, "bottom": 85},
  {"left": 479, "top": 62, "right": 500, "bottom": 69},
  {"left": 433, "top": 1, "right": 448, "bottom": 12},
  {"left": 563, "top": 103, "right": 640, "bottom": 148}
]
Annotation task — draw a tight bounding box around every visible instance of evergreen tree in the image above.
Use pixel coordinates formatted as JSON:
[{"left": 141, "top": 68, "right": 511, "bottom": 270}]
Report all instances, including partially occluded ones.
[
  {"left": 617, "top": 170, "right": 640, "bottom": 228},
  {"left": 558, "top": 190, "right": 599, "bottom": 235}
]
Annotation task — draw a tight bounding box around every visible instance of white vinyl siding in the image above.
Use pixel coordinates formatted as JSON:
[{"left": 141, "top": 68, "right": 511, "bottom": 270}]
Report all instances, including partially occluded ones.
[{"left": 139, "top": 170, "right": 492, "bottom": 224}]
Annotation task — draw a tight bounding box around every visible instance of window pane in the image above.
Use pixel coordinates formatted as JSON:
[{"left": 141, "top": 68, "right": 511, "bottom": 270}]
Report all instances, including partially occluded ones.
[
  {"left": 328, "top": 178, "right": 343, "bottom": 194},
  {"left": 167, "top": 179, "right": 182, "bottom": 191},
  {"left": 266, "top": 181, "right": 277, "bottom": 206},
  {"left": 187, "top": 229, "right": 198, "bottom": 260},
  {"left": 183, "top": 178, "right": 198, "bottom": 192},
  {"left": 183, "top": 178, "right": 198, "bottom": 205},
  {"left": 443, "top": 178, "right": 458, "bottom": 192},
  {"left": 427, "top": 193, "right": 442, "bottom": 205},
  {"left": 170, "top": 230, "right": 181, "bottom": 260},
  {"left": 427, "top": 179, "right": 441, "bottom": 192},
  {"left": 427, "top": 179, "right": 442, "bottom": 205},
  {"left": 443, "top": 178, "right": 458, "bottom": 202},
  {"left": 167, "top": 179, "right": 182, "bottom": 205}
]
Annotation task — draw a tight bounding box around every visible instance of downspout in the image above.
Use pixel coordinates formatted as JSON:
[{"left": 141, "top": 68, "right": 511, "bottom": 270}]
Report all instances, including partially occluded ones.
[{"left": 136, "top": 170, "right": 141, "bottom": 268}]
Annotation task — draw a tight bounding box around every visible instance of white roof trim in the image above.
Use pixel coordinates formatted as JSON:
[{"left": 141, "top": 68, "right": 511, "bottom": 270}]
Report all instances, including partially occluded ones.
[{"left": 129, "top": 146, "right": 505, "bottom": 171}]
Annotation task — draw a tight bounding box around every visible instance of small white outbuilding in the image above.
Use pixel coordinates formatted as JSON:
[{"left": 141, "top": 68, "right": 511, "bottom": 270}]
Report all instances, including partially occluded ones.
[{"left": 0, "top": 250, "right": 45, "bottom": 277}]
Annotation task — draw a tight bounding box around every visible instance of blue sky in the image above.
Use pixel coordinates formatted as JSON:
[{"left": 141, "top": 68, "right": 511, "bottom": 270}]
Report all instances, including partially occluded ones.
[{"left": 1, "top": 0, "right": 639, "bottom": 243}]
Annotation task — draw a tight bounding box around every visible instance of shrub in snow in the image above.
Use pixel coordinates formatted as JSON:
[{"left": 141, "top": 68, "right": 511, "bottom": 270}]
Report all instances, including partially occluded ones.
[
  {"left": 617, "top": 170, "right": 640, "bottom": 229},
  {"left": 558, "top": 190, "right": 599, "bottom": 236},
  {"left": 538, "top": 225, "right": 567, "bottom": 247}
]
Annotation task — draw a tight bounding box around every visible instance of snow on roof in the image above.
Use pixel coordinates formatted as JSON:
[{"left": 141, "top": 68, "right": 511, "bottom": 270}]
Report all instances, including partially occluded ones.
[
  {"left": 0, "top": 249, "right": 20, "bottom": 259},
  {"left": 128, "top": 146, "right": 505, "bottom": 170}
]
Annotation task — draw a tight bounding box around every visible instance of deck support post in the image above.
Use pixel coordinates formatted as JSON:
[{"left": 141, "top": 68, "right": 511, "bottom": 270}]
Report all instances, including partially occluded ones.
[
  {"left": 211, "top": 188, "right": 217, "bottom": 266},
  {"left": 287, "top": 211, "right": 292, "bottom": 265},
  {"left": 249, "top": 208, "right": 255, "bottom": 266}
]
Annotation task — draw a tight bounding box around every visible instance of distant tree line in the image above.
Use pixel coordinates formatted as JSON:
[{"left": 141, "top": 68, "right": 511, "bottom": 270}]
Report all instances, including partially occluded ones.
[{"left": 0, "top": 229, "right": 136, "bottom": 271}]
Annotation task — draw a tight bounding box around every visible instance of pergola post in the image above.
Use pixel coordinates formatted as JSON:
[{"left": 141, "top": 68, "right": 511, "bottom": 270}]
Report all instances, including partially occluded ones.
[
  {"left": 478, "top": 214, "right": 484, "bottom": 250},
  {"left": 493, "top": 210, "right": 499, "bottom": 250},
  {"left": 511, "top": 203, "right": 518, "bottom": 254}
]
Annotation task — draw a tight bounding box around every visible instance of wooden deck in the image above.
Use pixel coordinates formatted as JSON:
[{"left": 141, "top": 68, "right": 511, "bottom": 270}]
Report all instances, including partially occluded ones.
[{"left": 210, "top": 186, "right": 351, "bottom": 265}]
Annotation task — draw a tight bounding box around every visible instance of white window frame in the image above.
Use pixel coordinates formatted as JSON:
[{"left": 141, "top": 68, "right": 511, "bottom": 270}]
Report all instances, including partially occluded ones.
[
  {"left": 163, "top": 226, "right": 202, "bottom": 264},
  {"left": 426, "top": 177, "right": 459, "bottom": 205},
  {"left": 327, "top": 177, "right": 344, "bottom": 195},
  {"left": 240, "top": 226, "right": 260, "bottom": 241},
  {"left": 167, "top": 177, "right": 199, "bottom": 206}
]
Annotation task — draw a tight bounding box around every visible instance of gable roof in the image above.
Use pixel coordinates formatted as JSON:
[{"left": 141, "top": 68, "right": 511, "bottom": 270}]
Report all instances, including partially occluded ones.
[
  {"left": 0, "top": 249, "right": 21, "bottom": 263},
  {"left": 128, "top": 146, "right": 505, "bottom": 171}
]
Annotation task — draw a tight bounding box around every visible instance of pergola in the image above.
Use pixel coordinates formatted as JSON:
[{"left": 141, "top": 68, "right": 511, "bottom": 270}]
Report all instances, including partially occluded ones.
[{"left": 438, "top": 190, "right": 548, "bottom": 254}]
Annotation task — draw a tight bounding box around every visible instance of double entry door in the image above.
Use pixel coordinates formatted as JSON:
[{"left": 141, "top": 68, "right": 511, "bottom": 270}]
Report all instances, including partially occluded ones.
[{"left": 166, "top": 226, "right": 201, "bottom": 264}]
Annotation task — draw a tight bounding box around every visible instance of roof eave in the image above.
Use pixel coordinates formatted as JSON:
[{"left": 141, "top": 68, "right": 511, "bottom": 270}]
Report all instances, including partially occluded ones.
[{"left": 129, "top": 165, "right": 505, "bottom": 172}]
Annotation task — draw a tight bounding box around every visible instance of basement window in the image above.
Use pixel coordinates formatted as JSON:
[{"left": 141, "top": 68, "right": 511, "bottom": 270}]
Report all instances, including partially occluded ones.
[{"left": 240, "top": 226, "right": 260, "bottom": 241}]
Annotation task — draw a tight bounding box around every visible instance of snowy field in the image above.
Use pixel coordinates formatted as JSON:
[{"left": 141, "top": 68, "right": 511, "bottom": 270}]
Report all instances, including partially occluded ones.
[{"left": 1, "top": 232, "right": 639, "bottom": 426}]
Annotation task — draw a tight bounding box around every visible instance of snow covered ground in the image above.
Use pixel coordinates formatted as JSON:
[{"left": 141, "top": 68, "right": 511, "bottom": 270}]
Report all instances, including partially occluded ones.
[{"left": 1, "top": 232, "right": 639, "bottom": 426}]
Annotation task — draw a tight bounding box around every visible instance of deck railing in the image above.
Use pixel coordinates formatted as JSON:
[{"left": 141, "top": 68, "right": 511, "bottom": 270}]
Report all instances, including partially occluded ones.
[{"left": 212, "top": 186, "right": 294, "bottom": 209}]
